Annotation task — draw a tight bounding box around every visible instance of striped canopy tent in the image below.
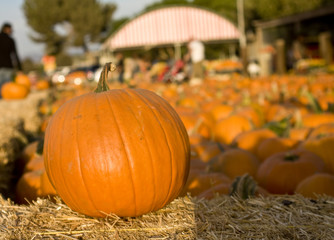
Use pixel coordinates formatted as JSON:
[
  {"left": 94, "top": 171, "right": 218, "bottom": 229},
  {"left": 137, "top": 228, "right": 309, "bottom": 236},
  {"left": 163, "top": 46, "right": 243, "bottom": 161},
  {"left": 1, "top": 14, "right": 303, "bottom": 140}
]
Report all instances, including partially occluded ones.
[{"left": 102, "top": 6, "right": 240, "bottom": 55}]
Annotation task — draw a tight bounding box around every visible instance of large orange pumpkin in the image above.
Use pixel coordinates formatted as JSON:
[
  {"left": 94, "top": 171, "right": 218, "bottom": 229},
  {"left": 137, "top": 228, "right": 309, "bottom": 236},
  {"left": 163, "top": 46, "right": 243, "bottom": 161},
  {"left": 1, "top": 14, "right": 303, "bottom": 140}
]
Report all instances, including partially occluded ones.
[
  {"left": 256, "top": 149, "right": 325, "bottom": 194},
  {"left": 43, "top": 63, "right": 190, "bottom": 218}
]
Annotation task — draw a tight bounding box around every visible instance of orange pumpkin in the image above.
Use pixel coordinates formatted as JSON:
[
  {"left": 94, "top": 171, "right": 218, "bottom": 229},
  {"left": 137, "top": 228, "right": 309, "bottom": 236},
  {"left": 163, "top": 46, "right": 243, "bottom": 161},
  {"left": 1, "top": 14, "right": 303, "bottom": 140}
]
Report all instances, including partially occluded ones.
[
  {"left": 15, "top": 73, "right": 31, "bottom": 89},
  {"left": 193, "top": 141, "right": 226, "bottom": 163},
  {"left": 232, "top": 128, "right": 277, "bottom": 156},
  {"left": 307, "top": 123, "right": 334, "bottom": 138},
  {"left": 289, "top": 127, "right": 311, "bottom": 141},
  {"left": 35, "top": 79, "right": 50, "bottom": 90},
  {"left": 299, "top": 133, "right": 334, "bottom": 173},
  {"left": 209, "top": 104, "right": 233, "bottom": 122},
  {"left": 197, "top": 183, "right": 231, "bottom": 199},
  {"left": 15, "top": 140, "right": 43, "bottom": 175},
  {"left": 15, "top": 170, "right": 42, "bottom": 204},
  {"left": 209, "top": 148, "right": 260, "bottom": 179},
  {"left": 295, "top": 173, "right": 334, "bottom": 198},
  {"left": 43, "top": 63, "right": 190, "bottom": 217},
  {"left": 256, "top": 149, "right": 325, "bottom": 194},
  {"left": 181, "top": 172, "right": 231, "bottom": 197},
  {"left": 257, "top": 137, "right": 299, "bottom": 162},
  {"left": 301, "top": 113, "right": 334, "bottom": 128},
  {"left": 1, "top": 82, "right": 29, "bottom": 99},
  {"left": 23, "top": 155, "right": 44, "bottom": 173},
  {"left": 213, "top": 115, "right": 252, "bottom": 144}
]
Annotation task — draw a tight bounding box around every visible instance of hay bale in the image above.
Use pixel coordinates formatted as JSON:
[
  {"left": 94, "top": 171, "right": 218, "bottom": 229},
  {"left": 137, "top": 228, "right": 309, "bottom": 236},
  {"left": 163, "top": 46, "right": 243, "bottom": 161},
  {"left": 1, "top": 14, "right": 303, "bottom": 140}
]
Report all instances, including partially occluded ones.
[
  {"left": 0, "top": 90, "right": 49, "bottom": 134},
  {"left": 0, "top": 118, "right": 27, "bottom": 198},
  {"left": 0, "top": 194, "right": 333, "bottom": 239},
  {"left": 0, "top": 196, "right": 196, "bottom": 239}
]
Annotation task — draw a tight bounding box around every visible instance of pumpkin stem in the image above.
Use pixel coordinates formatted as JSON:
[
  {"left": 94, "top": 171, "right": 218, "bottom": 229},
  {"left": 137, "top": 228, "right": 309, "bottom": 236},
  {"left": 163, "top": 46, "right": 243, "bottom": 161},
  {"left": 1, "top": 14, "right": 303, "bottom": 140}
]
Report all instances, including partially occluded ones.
[
  {"left": 94, "top": 62, "right": 116, "bottom": 93},
  {"left": 230, "top": 174, "right": 257, "bottom": 200},
  {"left": 284, "top": 152, "right": 299, "bottom": 161}
]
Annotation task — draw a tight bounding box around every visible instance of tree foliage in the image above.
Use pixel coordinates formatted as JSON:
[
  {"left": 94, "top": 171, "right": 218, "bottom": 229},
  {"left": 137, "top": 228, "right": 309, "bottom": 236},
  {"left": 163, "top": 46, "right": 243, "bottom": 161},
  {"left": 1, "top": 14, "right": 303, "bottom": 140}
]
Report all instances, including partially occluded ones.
[
  {"left": 141, "top": 0, "right": 331, "bottom": 27},
  {"left": 252, "top": 0, "right": 328, "bottom": 20},
  {"left": 23, "top": 0, "right": 116, "bottom": 55}
]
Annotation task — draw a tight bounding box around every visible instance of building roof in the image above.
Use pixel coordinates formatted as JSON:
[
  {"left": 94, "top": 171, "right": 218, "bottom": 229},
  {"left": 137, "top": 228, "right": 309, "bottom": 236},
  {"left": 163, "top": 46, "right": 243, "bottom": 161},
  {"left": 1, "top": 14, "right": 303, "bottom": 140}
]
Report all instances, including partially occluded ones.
[{"left": 103, "top": 6, "right": 240, "bottom": 50}]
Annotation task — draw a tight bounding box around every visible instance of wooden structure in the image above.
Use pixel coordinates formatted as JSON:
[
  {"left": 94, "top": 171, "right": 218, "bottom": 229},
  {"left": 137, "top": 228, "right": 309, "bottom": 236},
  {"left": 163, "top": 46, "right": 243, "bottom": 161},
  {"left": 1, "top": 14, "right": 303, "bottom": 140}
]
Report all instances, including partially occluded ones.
[{"left": 253, "top": 5, "right": 334, "bottom": 76}]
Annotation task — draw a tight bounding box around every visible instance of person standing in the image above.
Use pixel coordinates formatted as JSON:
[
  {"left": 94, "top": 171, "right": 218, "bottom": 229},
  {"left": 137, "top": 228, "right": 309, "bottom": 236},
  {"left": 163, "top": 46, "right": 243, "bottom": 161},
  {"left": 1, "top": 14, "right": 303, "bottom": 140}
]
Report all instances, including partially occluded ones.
[
  {"left": 0, "top": 22, "right": 22, "bottom": 98},
  {"left": 187, "top": 38, "right": 205, "bottom": 81},
  {"left": 115, "top": 52, "right": 124, "bottom": 83}
]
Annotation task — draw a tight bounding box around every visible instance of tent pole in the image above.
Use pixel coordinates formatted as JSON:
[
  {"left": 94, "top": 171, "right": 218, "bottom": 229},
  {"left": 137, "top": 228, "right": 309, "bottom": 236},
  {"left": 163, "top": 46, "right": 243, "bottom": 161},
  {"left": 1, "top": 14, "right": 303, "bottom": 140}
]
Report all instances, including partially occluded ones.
[{"left": 174, "top": 43, "right": 181, "bottom": 60}]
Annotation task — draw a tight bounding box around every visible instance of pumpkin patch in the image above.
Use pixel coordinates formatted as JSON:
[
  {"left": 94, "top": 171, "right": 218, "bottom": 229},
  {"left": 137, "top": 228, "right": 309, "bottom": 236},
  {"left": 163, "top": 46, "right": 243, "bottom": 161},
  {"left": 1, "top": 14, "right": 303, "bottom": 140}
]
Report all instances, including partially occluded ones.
[{"left": 2, "top": 63, "right": 334, "bottom": 220}]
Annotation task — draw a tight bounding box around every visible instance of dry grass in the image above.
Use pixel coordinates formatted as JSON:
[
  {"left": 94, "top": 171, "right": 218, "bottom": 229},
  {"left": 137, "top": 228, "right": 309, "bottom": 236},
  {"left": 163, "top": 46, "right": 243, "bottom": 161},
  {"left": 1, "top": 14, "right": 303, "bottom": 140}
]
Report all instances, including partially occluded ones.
[{"left": 1, "top": 194, "right": 333, "bottom": 239}]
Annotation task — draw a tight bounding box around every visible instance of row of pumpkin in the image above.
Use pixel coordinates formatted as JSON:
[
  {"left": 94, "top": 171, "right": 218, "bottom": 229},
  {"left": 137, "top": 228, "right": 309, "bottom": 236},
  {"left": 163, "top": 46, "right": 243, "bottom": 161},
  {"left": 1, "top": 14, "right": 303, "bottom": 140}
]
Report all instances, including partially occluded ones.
[
  {"left": 14, "top": 73, "right": 334, "bottom": 204},
  {"left": 1, "top": 73, "right": 50, "bottom": 99}
]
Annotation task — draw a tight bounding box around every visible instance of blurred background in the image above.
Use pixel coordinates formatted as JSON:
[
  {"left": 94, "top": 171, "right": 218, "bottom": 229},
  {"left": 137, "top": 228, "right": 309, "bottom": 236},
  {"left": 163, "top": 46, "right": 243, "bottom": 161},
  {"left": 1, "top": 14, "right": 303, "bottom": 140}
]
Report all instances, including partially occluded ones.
[{"left": 1, "top": 0, "right": 334, "bottom": 84}]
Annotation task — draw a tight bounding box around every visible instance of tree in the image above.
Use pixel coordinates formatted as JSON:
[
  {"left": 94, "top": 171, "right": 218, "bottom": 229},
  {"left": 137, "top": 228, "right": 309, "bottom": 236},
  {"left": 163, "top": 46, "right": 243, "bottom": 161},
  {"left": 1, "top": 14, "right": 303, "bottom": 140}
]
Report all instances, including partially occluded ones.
[
  {"left": 251, "top": 0, "right": 326, "bottom": 20},
  {"left": 23, "top": 0, "right": 116, "bottom": 55},
  {"left": 108, "top": 17, "right": 129, "bottom": 36},
  {"left": 192, "top": 0, "right": 237, "bottom": 23},
  {"left": 143, "top": 0, "right": 190, "bottom": 12}
]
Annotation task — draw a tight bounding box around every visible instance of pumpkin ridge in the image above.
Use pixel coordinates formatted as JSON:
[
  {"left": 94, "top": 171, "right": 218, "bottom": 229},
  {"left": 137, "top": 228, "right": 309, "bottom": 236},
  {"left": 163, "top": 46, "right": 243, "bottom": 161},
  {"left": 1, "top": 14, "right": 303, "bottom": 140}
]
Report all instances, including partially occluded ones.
[
  {"left": 150, "top": 90, "right": 190, "bottom": 197},
  {"left": 73, "top": 96, "right": 101, "bottom": 214},
  {"left": 144, "top": 89, "right": 190, "bottom": 199},
  {"left": 74, "top": 93, "right": 108, "bottom": 214},
  {"left": 54, "top": 100, "right": 83, "bottom": 212},
  {"left": 129, "top": 89, "right": 174, "bottom": 207},
  {"left": 105, "top": 92, "right": 138, "bottom": 216},
  {"left": 121, "top": 89, "right": 158, "bottom": 212}
]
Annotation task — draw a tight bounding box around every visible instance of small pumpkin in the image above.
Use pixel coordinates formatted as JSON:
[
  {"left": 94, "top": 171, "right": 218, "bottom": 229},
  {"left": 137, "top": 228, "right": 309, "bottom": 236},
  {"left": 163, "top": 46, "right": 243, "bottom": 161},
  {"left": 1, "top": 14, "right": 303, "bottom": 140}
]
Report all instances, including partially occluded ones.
[
  {"left": 193, "top": 141, "right": 226, "bottom": 163},
  {"left": 256, "top": 137, "right": 299, "bottom": 162},
  {"left": 289, "top": 127, "right": 311, "bottom": 141},
  {"left": 295, "top": 173, "right": 334, "bottom": 198},
  {"left": 213, "top": 115, "right": 252, "bottom": 144},
  {"left": 197, "top": 183, "right": 230, "bottom": 199},
  {"left": 23, "top": 155, "right": 44, "bottom": 173},
  {"left": 1, "top": 82, "right": 29, "bottom": 99},
  {"left": 15, "top": 170, "right": 43, "bottom": 204},
  {"left": 209, "top": 104, "right": 233, "bottom": 122},
  {"left": 43, "top": 63, "right": 190, "bottom": 217},
  {"left": 15, "top": 73, "right": 31, "bottom": 89},
  {"left": 301, "top": 113, "right": 334, "bottom": 128},
  {"left": 35, "top": 79, "right": 50, "bottom": 90},
  {"left": 181, "top": 171, "right": 231, "bottom": 197},
  {"left": 209, "top": 148, "right": 260, "bottom": 179},
  {"left": 299, "top": 133, "right": 334, "bottom": 173},
  {"left": 232, "top": 128, "right": 277, "bottom": 156}
]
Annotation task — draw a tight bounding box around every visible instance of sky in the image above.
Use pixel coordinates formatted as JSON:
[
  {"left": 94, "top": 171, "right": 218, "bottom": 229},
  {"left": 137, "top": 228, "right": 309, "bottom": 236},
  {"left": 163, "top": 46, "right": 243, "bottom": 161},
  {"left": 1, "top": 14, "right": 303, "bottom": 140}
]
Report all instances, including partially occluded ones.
[{"left": 0, "top": 0, "right": 156, "bottom": 60}]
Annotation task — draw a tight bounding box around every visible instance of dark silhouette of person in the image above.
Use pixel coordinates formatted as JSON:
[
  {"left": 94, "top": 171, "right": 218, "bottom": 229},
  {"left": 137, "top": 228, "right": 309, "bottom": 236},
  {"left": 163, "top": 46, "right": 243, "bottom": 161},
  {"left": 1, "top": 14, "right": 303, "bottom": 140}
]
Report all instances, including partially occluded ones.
[{"left": 0, "top": 22, "right": 22, "bottom": 97}]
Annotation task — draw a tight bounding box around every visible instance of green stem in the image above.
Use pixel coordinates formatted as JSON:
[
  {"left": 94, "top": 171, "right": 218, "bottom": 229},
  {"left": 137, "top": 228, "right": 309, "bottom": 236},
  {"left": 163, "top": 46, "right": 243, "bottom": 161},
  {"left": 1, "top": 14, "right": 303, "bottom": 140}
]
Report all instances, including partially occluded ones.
[{"left": 94, "top": 62, "right": 116, "bottom": 93}]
